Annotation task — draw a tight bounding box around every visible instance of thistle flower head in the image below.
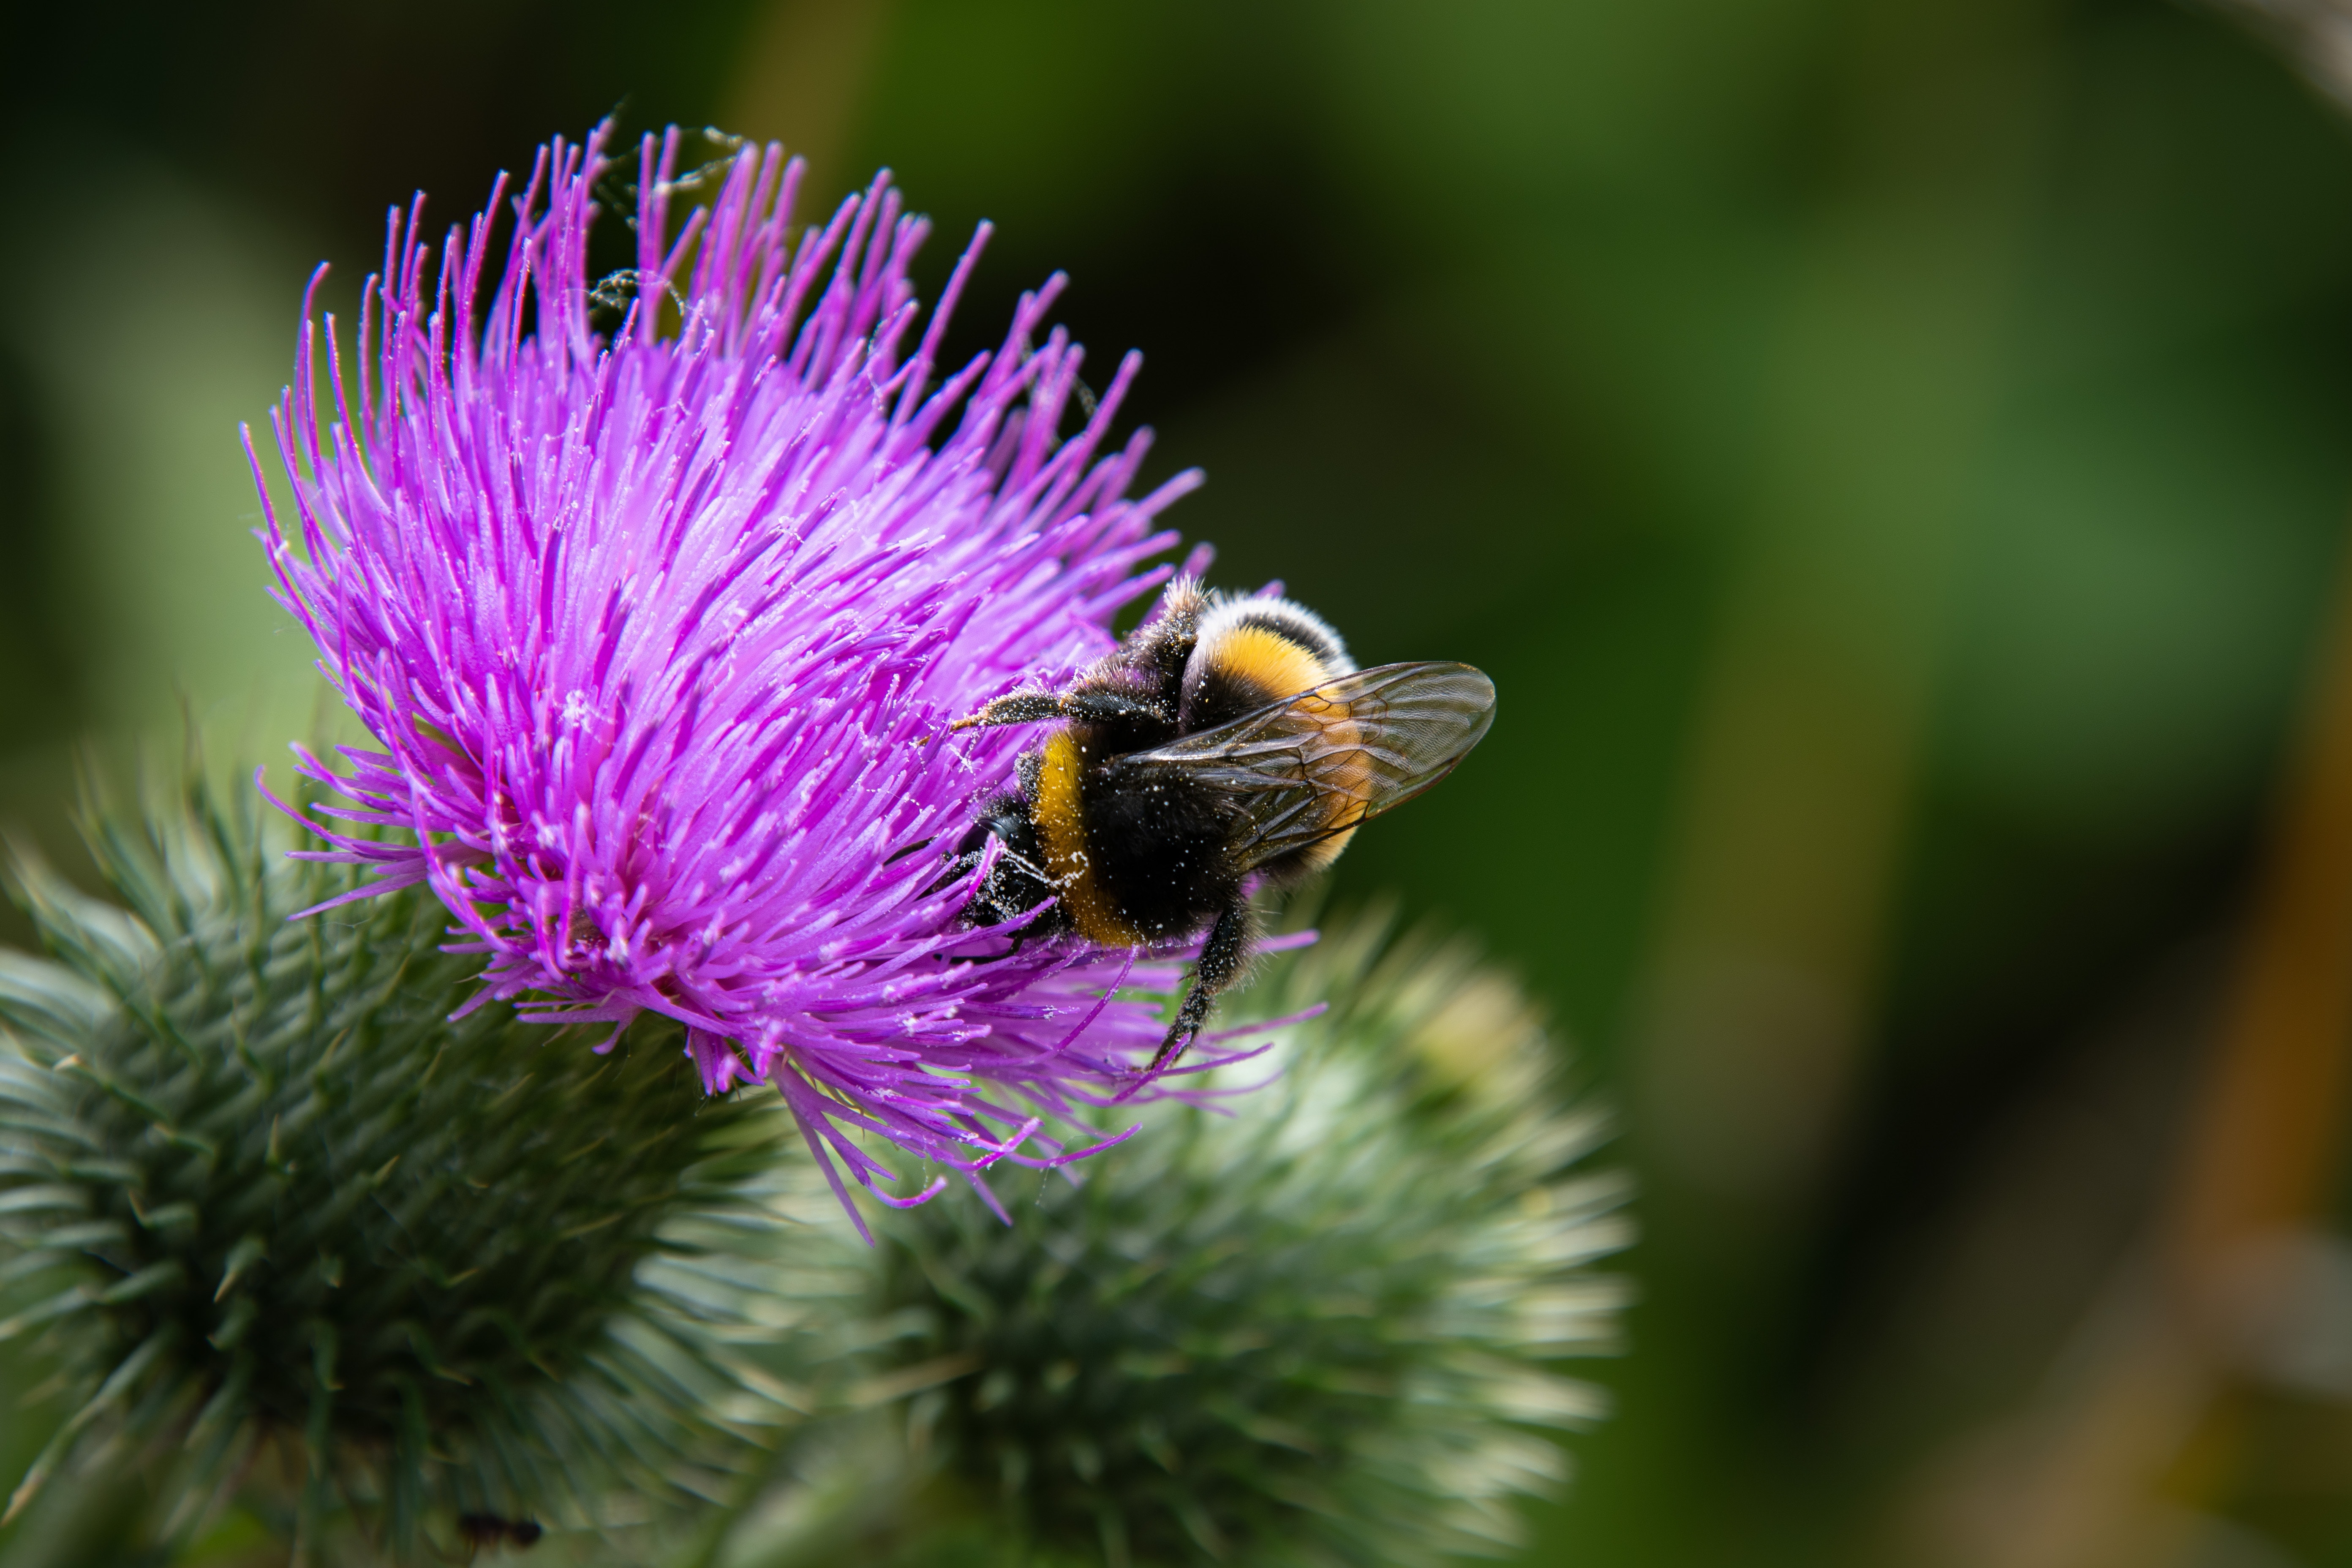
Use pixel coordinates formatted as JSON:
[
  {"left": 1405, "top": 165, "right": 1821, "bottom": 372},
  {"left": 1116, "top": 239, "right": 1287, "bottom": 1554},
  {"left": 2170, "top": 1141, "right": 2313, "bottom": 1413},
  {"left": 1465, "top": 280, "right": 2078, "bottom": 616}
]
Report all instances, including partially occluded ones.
[
  {"left": 0, "top": 774, "right": 792, "bottom": 1558},
  {"left": 249, "top": 125, "right": 1222, "bottom": 1219},
  {"left": 733, "top": 910, "right": 1634, "bottom": 1568}
]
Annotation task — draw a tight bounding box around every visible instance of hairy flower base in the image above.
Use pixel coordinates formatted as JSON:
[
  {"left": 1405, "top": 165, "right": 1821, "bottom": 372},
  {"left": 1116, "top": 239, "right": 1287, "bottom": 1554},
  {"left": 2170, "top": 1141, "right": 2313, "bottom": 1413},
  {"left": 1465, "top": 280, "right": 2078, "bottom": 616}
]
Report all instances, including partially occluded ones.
[
  {"left": 719, "top": 908, "right": 1634, "bottom": 1568},
  {"left": 251, "top": 124, "right": 1243, "bottom": 1218},
  {"left": 0, "top": 778, "right": 795, "bottom": 1560}
]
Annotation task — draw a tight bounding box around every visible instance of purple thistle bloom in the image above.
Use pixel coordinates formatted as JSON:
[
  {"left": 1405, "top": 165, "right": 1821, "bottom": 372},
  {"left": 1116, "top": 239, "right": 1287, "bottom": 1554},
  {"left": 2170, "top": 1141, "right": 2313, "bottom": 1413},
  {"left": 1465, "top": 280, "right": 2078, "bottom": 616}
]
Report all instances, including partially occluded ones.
[{"left": 245, "top": 124, "right": 1241, "bottom": 1230}]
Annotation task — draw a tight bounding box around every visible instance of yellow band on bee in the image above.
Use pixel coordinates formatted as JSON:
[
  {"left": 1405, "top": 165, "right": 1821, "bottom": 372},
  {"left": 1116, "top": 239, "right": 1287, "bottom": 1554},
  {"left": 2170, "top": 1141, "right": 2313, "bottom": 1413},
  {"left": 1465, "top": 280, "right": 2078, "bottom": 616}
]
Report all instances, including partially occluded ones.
[
  {"left": 1209, "top": 624, "right": 1327, "bottom": 710},
  {"left": 1032, "top": 730, "right": 1145, "bottom": 946}
]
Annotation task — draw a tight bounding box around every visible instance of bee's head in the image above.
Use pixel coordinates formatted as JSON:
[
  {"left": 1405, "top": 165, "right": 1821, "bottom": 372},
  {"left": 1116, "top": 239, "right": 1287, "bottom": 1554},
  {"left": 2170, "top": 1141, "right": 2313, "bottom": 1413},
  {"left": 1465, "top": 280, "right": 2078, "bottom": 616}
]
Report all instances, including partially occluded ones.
[{"left": 953, "top": 795, "right": 1056, "bottom": 928}]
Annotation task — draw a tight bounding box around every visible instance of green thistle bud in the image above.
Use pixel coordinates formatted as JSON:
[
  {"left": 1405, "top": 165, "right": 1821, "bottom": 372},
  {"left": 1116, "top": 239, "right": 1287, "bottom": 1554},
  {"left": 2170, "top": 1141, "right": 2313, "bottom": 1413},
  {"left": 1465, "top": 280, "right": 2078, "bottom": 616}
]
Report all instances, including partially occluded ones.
[
  {"left": 0, "top": 773, "right": 795, "bottom": 1562},
  {"left": 725, "top": 911, "right": 1633, "bottom": 1568}
]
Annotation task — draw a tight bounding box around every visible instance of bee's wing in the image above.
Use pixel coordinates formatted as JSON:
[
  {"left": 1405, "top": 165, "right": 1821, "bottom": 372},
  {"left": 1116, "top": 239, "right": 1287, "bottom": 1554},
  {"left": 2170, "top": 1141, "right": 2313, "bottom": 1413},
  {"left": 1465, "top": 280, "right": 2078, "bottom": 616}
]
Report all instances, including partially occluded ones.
[{"left": 1121, "top": 661, "right": 1497, "bottom": 874}]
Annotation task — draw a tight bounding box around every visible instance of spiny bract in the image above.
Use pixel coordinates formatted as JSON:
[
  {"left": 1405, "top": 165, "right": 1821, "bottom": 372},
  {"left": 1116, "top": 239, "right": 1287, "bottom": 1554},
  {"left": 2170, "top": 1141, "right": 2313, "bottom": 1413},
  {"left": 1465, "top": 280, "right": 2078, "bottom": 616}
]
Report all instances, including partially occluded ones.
[
  {"left": 727, "top": 911, "right": 1634, "bottom": 1568},
  {"left": 0, "top": 773, "right": 793, "bottom": 1560}
]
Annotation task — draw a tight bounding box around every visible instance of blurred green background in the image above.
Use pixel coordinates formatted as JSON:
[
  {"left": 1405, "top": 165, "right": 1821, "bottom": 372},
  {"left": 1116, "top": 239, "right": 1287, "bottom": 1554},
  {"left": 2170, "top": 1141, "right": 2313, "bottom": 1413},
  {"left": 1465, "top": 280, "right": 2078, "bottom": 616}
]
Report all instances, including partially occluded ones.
[{"left": 11, "top": 0, "right": 2352, "bottom": 1563}]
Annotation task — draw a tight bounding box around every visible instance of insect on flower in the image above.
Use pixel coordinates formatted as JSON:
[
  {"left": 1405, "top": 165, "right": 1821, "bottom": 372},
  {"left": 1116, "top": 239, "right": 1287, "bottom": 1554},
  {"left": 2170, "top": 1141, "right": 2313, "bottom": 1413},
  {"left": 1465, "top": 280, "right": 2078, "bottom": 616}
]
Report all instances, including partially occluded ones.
[
  {"left": 946, "top": 577, "right": 1494, "bottom": 1077},
  {"left": 246, "top": 122, "right": 1265, "bottom": 1228},
  {"left": 456, "top": 1514, "right": 544, "bottom": 1556}
]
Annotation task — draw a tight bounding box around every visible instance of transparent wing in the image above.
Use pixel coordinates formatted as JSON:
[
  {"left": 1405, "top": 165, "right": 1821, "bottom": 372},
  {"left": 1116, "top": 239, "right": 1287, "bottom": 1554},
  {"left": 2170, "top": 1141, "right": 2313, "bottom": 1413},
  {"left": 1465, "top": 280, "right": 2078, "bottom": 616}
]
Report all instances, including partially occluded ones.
[{"left": 1119, "top": 661, "right": 1497, "bottom": 874}]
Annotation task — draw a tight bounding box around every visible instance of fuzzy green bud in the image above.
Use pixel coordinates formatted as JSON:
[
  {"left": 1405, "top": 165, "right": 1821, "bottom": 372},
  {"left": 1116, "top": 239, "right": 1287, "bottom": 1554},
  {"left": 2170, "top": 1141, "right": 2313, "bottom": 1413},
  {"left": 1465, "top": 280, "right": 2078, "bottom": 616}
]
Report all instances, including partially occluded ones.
[
  {"left": 724, "top": 911, "right": 1633, "bottom": 1568},
  {"left": 0, "top": 775, "right": 794, "bottom": 1562}
]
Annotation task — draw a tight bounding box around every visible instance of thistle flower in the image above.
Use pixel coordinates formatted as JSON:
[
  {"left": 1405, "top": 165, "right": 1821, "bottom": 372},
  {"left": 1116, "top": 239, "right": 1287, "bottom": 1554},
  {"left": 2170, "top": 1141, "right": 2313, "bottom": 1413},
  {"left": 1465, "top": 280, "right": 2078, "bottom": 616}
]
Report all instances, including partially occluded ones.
[
  {"left": 723, "top": 909, "right": 1634, "bottom": 1568},
  {"left": 0, "top": 773, "right": 793, "bottom": 1561},
  {"left": 249, "top": 125, "right": 1214, "bottom": 1220}
]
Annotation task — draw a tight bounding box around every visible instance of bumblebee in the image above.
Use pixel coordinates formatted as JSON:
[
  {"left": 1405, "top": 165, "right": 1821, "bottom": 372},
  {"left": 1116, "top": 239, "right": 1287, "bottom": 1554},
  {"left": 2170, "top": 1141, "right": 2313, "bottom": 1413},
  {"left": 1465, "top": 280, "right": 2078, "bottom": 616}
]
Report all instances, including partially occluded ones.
[{"left": 947, "top": 576, "right": 1495, "bottom": 1075}]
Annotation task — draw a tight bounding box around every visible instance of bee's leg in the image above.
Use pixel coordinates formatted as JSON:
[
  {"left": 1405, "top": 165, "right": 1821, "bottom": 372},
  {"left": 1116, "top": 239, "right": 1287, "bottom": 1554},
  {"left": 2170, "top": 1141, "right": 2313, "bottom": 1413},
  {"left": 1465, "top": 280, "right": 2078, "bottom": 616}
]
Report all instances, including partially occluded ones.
[
  {"left": 950, "top": 691, "right": 1068, "bottom": 732},
  {"left": 953, "top": 678, "right": 1174, "bottom": 734},
  {"left": 883, "top": 835, "right": 938, "bottom": 866},
  {"left": 1148, "top": 898, "right": 1258, "bottom": 1075},
  {"left": 1059, "top": 686, "right": 1173, "bottom": 727},
  {"left": 950, "top": 926, "right": 1040, "bottom": 965}
]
